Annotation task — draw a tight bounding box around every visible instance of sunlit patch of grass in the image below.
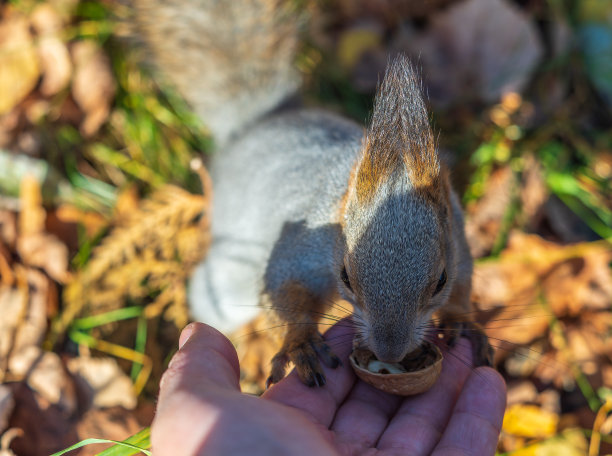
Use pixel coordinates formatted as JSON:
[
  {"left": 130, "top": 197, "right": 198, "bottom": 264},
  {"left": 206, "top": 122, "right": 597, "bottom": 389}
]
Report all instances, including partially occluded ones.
[
  {"left": 95, "top": 48, "right": 212, "bottom": 192},
  {"left": 37, "top": 0, "right": 212, "bottom": 219}
]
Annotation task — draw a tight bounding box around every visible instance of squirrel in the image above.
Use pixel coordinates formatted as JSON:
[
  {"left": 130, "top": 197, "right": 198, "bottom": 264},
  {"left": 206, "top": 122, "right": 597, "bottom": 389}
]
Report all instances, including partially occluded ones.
[{"left": 129, "top": 0, "right": 494, "bottom": 387}]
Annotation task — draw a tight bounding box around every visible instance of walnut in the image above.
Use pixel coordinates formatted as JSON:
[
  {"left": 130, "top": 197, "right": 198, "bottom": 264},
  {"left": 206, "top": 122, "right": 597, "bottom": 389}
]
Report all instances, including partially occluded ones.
[{"left": 349, "top": 341, "right": 443, "bottom": 395}]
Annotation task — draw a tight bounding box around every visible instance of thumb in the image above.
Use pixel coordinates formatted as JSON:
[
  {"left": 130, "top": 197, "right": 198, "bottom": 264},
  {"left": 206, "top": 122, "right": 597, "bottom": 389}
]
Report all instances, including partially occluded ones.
[
  {"left": 159, "top": 322, "right": 241, "bottom": 402},
  {"left": 152, "top": 323, "right": 241, "bottom": 454},
  {"left": 154, "top": 322, "right": 241, "bottom": 422}
]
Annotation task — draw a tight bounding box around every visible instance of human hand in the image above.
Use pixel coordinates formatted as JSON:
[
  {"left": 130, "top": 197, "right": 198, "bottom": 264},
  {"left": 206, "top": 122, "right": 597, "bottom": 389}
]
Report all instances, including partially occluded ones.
[{"left": 151, "top": 321, "right": 506, "bottom": 455}]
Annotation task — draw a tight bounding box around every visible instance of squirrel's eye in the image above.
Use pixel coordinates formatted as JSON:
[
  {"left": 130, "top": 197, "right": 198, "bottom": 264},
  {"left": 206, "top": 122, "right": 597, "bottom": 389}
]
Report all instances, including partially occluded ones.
[
  {"left": 433, "top": 269, "right": 447, "bottom": 296},
  {"left": 341, "top": 266, "right": 352, "bottom": 291}
]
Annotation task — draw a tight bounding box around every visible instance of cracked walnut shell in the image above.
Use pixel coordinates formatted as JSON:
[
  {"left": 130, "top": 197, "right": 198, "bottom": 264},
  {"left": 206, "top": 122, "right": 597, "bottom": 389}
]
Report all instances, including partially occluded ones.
[{"left": 349, "top": 341, "right": 443, "bottom": 396}]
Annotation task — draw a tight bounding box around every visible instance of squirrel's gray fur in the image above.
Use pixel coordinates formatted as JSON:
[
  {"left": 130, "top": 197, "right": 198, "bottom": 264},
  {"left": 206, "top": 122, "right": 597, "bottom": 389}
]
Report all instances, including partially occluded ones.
[
  {"left": 129, "top": 0, "right": 489, "bottom": 385},
  {"left": 129, "top": 0, "right": 300, "bottom": 146},
  {"left": 190, "top": 109, "right": 364, "bottom": 332}
]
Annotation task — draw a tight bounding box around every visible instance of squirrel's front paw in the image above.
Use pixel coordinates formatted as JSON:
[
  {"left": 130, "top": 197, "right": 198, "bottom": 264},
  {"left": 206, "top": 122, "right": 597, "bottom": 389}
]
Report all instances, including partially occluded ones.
[
  {"left": 267, "top": 331, "right": 341, "bottom": 388},
  {"left": 439, "top": 320, "right": 494, "bottom": 367}
]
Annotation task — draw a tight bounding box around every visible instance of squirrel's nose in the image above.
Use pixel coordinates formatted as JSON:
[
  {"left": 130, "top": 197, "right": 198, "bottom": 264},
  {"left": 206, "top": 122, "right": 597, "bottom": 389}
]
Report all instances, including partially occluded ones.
[
  {"left": 372, "top": 347, "right": 405, "bottom": 364},
  {"left": 370, "top": 336, "right": 417, "bottom": 363}
]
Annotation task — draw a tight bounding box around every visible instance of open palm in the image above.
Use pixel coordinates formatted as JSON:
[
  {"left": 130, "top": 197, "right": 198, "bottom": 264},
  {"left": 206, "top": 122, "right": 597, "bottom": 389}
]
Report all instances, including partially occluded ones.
[{"left": 152, "top": 322, "right": 505, "bottom": 455}]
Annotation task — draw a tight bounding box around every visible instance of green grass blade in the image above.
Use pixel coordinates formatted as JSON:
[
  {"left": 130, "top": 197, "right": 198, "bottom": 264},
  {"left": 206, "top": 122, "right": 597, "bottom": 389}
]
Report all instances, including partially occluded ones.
[
  {"left": 89, "top": 143, "right": 165, "bottom": 187},
  {"left": 71, "top": 307, "right": 144, "bottom": 330},
  {"left": 49, "top": 427, "right": 151, "bottom": 456},
  {"left": 96, "top": 428, "right": 152, "bottom": 456},
  {"left": 131, "top": 314, "right": 148, "bottom": 380}
]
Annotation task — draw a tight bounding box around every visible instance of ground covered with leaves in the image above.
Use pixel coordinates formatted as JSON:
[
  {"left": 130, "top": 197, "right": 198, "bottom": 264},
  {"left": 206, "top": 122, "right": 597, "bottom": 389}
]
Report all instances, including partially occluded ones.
[{"left": 0, "top": 0, "right": 611, "bottom": 455}]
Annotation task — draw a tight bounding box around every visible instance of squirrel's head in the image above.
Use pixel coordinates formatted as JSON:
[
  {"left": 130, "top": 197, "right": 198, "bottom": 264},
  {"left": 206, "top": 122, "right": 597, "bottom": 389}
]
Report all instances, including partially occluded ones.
[{"left": 339, "top": 56, "right": 456, "bottom": 363}]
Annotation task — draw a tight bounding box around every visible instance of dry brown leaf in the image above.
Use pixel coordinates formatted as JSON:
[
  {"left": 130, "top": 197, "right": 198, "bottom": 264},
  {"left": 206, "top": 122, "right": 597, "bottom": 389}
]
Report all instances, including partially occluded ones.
[
  {"left": 0, "top": 287, "right": 25, "bottom": 376},
  {"left": 8, "top": 346, "right": 77, "bottom": 415},
  {"left": 473, "top": 262, "right": 550, "bottom": 352},
  {"left": 11, "top": 268, "right": 51, "bottom": 355},
  {"left": 71, "top": 40, "right": 116, "bottom": 136},
  {"left": 538, "top": 389, "right": 561, "bottom": 415},
  {"left": 397, "top": 0, "right": 543, "bottom": 106},
  {"left": 506, "top": 381, "right": 538, "bottom": 406},
  {"left": 36, "top": 36, "right": 72, "bottom": 97},
  {"left": 543, "top": 250, "right": 612, "bottom": 317},
  {"left": 0, "top": 264, "right": 69, "bottom": 412},
  {"left": 498, "top": 233, "right": 612, "bottom": 320},
  {"left": 566, "top": 327, "right": 601, "bottom": 373},
  {"left": 473, "top": 231, "right": 611, "bottom": 377},
  {"left": 554, "top": 313, "right": 612, "bottom": 393},
  {"left": 30, "top": 3, "right": 63, "bottom": 35},
  {"left": 31, "top": 3, "right": 72, "bottom": 97},
  {"left": 0, "top": 12, "right": 40, "bottom": 115},
  {"left": 530, "top": 346, "right": 574, "bottom": 388},
  {"left": 500, "top": 232, "right": 610, "bottom": 276},
  {"left": 67, "top": 356, "right": 137, "bottom": 410},
  {"left": 505, "top": 383, "right": 561, "bottom": 416},
  {"left": 38, "top": 36, "right": 72, "bottom": 97},
  {"left": 17, "top": 233, "right": 70, "bottom": 283},
  {"left": 503, "top": 341, "right": 553, "bottom": 380},
  {"left": 17, "top": 176, "right": 70, "bottom": 283}
]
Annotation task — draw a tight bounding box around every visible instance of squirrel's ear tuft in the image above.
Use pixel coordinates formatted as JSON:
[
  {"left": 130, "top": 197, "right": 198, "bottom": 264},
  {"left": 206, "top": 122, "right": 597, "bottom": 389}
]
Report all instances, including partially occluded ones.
[{"left": 355, "top": 55, "right": 439, "bottom": 201}]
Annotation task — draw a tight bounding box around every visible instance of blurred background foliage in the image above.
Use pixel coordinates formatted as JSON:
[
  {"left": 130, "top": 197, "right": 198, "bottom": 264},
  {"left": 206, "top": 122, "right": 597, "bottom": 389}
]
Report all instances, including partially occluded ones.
[{"left": 0, "top": 0, "right": 611, "bottom": 454}]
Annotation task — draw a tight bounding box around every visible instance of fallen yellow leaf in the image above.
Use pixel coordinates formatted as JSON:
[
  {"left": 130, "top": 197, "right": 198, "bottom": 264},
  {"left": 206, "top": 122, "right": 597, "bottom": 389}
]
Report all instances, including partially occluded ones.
[
  {"left": 503, "top": 403, "right": 559, "bottom": 438},
  {"left": 508, "top": 428, "right": 587, "bottom": 456}
]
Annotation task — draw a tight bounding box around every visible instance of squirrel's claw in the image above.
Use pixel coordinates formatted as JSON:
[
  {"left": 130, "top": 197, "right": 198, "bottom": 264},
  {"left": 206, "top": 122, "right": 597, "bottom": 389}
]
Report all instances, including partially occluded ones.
[
  {"left": 266, "top": 351, "right": 289, "bottom": 389},
  {"left": 439, "top": 320, "right": 494, "bottom": 367},
  {"left": 267, "top": 332, "right": 340, "bottom": 388},
  {"left": 313, "top": 338, "right": 342, "bottom": 370}
]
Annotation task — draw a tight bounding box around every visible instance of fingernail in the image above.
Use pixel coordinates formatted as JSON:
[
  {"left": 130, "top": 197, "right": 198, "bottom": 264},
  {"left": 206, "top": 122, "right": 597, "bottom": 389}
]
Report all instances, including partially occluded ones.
[{"left": 179, "top": 323, "right": 196, "bottom": 349}]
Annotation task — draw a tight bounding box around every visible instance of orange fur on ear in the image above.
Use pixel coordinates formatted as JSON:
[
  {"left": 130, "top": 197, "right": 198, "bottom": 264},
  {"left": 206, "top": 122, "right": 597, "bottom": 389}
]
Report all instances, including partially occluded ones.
[
  {"left": 355, "top": 137, "right": 394, "bottom": 202},
  {"left": 350, "top": 56, "right": 442, "bottom": 205}
]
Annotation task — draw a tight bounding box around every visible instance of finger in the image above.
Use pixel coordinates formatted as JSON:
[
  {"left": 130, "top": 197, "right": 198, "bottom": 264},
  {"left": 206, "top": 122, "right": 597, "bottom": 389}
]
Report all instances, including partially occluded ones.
[
  {"left": 263, "top": 319, "right": 357, "bottom": 428},
  {"left": 377, "top": 338, "right": 475, "bottom": 455},
  {"left": 159, "top": 322, "right": 241, "bottom": 403},
  {"left": 433, "top": 367, "right": 506, "bottom": 456},
  {"left": 152, "top": 323, "right": 241, "bottom": 454},
  {"left": 330, "top": 380, "right": 401, "bottom": 451}
]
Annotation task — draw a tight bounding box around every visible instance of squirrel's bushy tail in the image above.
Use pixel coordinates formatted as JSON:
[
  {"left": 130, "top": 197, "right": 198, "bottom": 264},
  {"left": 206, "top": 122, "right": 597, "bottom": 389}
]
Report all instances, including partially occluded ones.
[{"left": 128, "top": 0, "right": 300, "bottom": 146}]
